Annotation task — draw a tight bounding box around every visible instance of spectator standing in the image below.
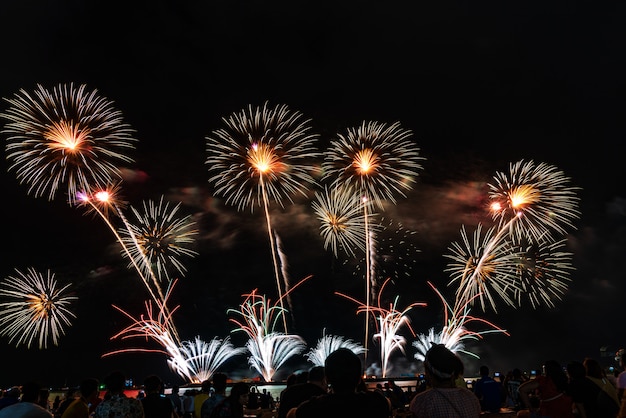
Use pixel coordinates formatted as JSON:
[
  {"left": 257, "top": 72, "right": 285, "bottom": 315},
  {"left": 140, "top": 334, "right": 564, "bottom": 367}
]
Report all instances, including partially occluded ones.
[
  {"left": 201, "top": 373, "right": 228, "bottom": 418},
  {"left": 409, "top": 344, "right": 481, "bottom": 418},
  {"left": 473, "top": 365, "right": 504, "bottom": 413},
  {"left": 286, "top": 348, "right": 391, "bottom": 418},
  {"left": 182, "top": 389, "right": 195, "bottom": 418},
  {"left": 503, "top": 368, "right": 527, "bottom": 411},
  {"left": 141, "top": 375, "right": 177, "bottom": 418},
  {"left": 168, "top": 386, "right": 184, "bottom": 417},
  {"left": 277, "top": 366, "right": 326, "bottom": 418},
  {"left": 617, "top": 349, "right": 626, "bottom": 402},
  {"left": 209, "top": 382, "right": 250, "bottom": 418},
  {"left": 518, "top": 360, "right": 574, "bottom": 418},
  {"left": 194, "top": 381, "right": 211, "bottom": 418},
  {"left": 583, "top": 357, "right": 620, "bottom": 417},
  {"left": 61, "top": 378, "right": 100, "bottom": 418},
  {"left": 94, "top": 370, "right": 144, "bottom": 418}
]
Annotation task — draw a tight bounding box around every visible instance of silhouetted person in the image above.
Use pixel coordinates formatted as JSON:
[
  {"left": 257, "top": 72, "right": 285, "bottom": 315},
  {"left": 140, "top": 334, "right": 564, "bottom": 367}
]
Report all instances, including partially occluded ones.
[
  {"left": 168, "top": 386, "right": 184, "bottom": 417},
  {"left": 201, "top": 373, "right": 228, "bottom": 418},
  {"left": 194, "top": 380, "right": 211, "bottom": 418},
  {"left": 141, "top": 375, "right": 177, "bottom": 418},
  {"left": 473, "top": 365, "right": 503, "bottom": 413},
  {"left": 94, "top": 370, "right": 144, "bottom": 418},
  {"left": 409, "top": 344, "right": 480, "bottom": 418},
  {"left": 208, "top": 381, "right": 250, "bottom": 417},
  {"left": 278, "top": 366, "right": 326, "bottom": 418},
  {"left": 286, "top": 348, "right": 391, "bottom": 417},
  {"left": 61, "top": 377, "right": 100, "bottom": 418},
  {"left": 0, "top": 381, "right": 53, "bottom": 417},
  {"left": 518, "top": 360, "right": 574, "bottom": 418}
]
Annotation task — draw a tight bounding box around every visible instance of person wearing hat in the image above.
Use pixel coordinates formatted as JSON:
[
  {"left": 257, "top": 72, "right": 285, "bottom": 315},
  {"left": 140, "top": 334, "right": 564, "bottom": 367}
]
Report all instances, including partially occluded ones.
[
  {"left": 409, "top": 344, "right": 481, "bottom": 418},
  {"left": 286, "top": 348, "right": 391, "bottom": 417}
]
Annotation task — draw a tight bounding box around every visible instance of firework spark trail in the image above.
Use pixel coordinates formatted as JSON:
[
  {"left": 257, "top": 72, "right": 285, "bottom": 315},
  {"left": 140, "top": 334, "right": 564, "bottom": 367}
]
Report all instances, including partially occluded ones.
[
  {"left": 0, "top": 268, "right": 77, "bottom": 349},
  {"left": 322, "top": 120, "right": 424, "bottom": 365},
  {"left": 304, "top": 329, "right": 366, "bottom": 367},
  {"left": 102, "top": 280, "right": 227, "bottom": 382},
  {"left": 76, "top": 188, "right": 179, "bottom": 342},
  {"left": 275, "top": 232, "right": 294, "bottom": 317},
  {"left": 337, "top": 278, "right": 427, "bottom": 378},
  {"left": 206, "top": 102, "right": 320, "bottom": 333},
  {"left": 445, "top": 160, "right": 580, "bottom": 312},
  {"left": 413, "top": 281, "right": 509, "bottom": 361},
  {"left": 228, "top": 276, "right": 312, "bottom": 381},
  {"left": 1, "top": 83, "right": 136, "bottom": 205}
]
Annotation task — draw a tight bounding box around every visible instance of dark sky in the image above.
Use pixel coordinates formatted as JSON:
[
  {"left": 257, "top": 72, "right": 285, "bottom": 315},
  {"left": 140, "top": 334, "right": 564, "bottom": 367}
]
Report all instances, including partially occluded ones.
[{"left": 1, "top": 1, "right": 625, "bottom": 389}]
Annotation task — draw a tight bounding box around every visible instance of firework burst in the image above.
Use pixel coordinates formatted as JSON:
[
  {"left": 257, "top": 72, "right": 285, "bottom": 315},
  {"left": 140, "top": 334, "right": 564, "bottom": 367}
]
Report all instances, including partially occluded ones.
[
  {"left": 305, "top": 329, "right": 366, "bottom": 367},
  {"left": 0, "top": 268, "right": 77, "bottom": 349},
  {"left": 445, "top": 224, "right": 521, "bottom": 311},
  {"left": 322, "top": 120, "right": 424, "bottom": 211},
  {"left": 206, "top": 103, "right": 320, "bottom": 331},
  {"left": 445, "top": 160, "right": 580, "bottom": 312},
  {"left": 1, "top": 83, "right": 137, "bottom": 204},
  {"left": 205, "top": 102, "right": 320, "bottom": 211},
  {"left": 119, "top": 196, "right": 199, "bottom": 283},
  {"left": 312, "top": 184, "right": 376, "bottom": 258},
  {"left": 489, "top": 160, "right": 581, "bottom": 243},
  {"left": 510, "top": 238, "right": 575, "bottom": 309}
]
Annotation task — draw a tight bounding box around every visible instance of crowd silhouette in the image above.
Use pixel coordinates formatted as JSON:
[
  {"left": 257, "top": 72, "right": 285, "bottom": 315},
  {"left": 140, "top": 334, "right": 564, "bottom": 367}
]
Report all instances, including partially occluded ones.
[{"left": 1, "top": 348, "right": 625, "bottom": 418}]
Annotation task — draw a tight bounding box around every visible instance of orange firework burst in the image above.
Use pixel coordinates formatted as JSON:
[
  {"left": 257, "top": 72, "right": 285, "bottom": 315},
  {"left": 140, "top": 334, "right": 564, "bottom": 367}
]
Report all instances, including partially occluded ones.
[{"left": 1, "top": 83, "right": 137, "bottom": 204}]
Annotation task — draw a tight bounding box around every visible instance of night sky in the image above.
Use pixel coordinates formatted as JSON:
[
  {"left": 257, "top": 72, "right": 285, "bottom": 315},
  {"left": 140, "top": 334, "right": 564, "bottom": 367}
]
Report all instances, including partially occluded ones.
[{"left": 1, "top": 1, "right": 625, "bottom": 389}]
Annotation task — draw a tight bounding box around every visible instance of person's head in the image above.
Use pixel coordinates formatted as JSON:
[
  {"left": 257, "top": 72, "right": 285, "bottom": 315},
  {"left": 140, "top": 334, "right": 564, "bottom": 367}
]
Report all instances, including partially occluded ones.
[
  {"left": 566, "top": 361, "right": 586, "bottom": 380},
  {"left": 295, "top": 371, "right": 309, "bottom": 384},
  {"left": 583, "top": 357, "right": 604, "bottom": 379},
  {"left": 285, "top": 373, "right": 297, "bottom": 387},
  {"left": 229, "top": 382, "right": 250, "bottom": 406},
  {"left": 104, "top": 370, "right": 127, "bottom": 394},
  {"left": 79, "top": 378, "right": 100, "bottom": 402},
  {"left": 512, "top": 368, "right": 522, "bottom": 379},
  {"left": 543, "top": 360, "right": 568, "bottom": 391},
  {"left": 480, "top": 365, "right": 490, "bottom": 377},
  {"left": 20, "top": 381, "right": 42, "bottom": 403},
  {"left": 200, "top": 379, "right": 211, "bottom": 393},
  {"left": 171, "top": 385, "right": 180, "bottom": 394},
  {"left": 143, "top": 375, "right": 163, "bottom": 394},
  {"left": 324, "top": 348, "right": 362, "bottom": 393},
  {"left": 423, "top": 344, "right": 464, "bottom": 387},
  {"left": 308, "top": 366, "right": 326, "bottom": 385},
  {"left": 212, "top": 373, "right": 228, "bottom": 394}
]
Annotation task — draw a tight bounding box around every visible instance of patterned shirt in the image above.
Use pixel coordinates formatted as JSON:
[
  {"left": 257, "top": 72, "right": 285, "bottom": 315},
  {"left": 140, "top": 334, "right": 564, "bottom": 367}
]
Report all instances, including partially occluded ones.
[
  {"left": 93, "top": 394, "right": 144, "bottom": 418},
  {"left": 409, "top": 387, "right": 481, "bottom": 418}
]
